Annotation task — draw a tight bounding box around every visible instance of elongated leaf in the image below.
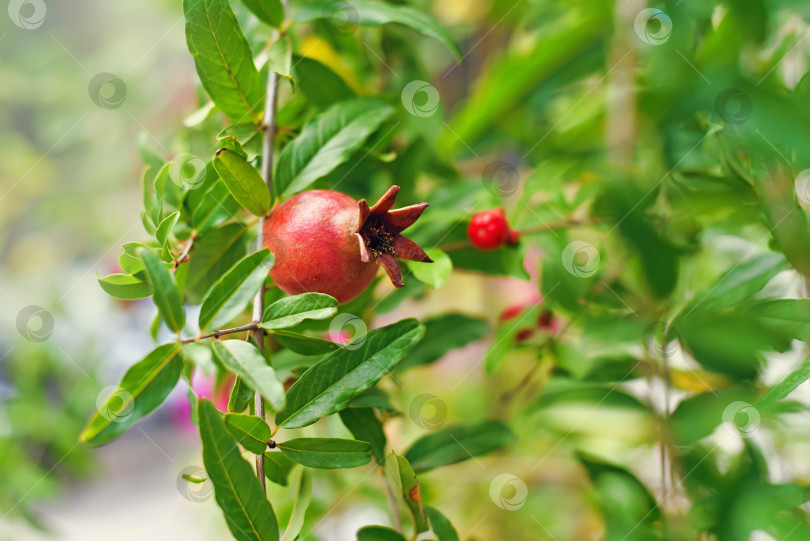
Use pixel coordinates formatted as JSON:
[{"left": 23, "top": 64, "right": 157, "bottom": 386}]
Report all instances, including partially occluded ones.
[
  {"left": 213, "top": 340, "right": 286, "bottom": 412},
  {"left": 228, "top": 375, "right": 255, "bottom": 413},
  {"left": 399, "top": 314, "right": 488, "bottom": 371},
  {"left": 183, "top": 0, "right": 265, "bottom": 122},
  {"left": 356, "top": 526, "right": 406, "bottom": 541},
  {"left": 340, "top": 407, "right": 386, "bottom": 464},
  {"left": 760, "top": 357, "right": 810, "bottom": 405},
  {"left": 404, "top": 248, "right": 451, "bottom": 289},
  {"left": 264, "top": 451, "right": 297, "bottom": 486},
  {"left": 271, "top": 330, "right": 340, "bottom": 355},
  {"left": 425, "top": 506, "right": 460, "bottom": 541},
  {"left": 213, "top": 149, "right": 272, "bottom": 216},
  {"left": 293, "top": 56, "right": 355, "bottom": 109},
  {"left": 282, "top": 468, "right": 311, "bottom": 541},
  {"left": 240, "top": 0, "right": 283, "bottom": 27},
  {"left": 404, "top": 420, "right": 516, "bottom": 473},
  {"left": 156, "top": 211, "right": 180, "bottom": 252},
  {"left": 385, "top": 453, "right": 428, "bottom": 533},
  {"left": 225, "top": 413, "right": 272, "bottom": 454},
  {"left": 199, "top": 249, "right": 274, "bottom": 331},
  {"left": 192, "top": 180, "right": 241, "bottom": 233},
  {"left": 262, "top": 293, "right": 339, "bottom": 329},
  {"left": 278, "top": 438, "right": 371, "bottom": 469},
  {"left": 97, "top": 273, "right": 153, "bottom": 300},
  {"left": 187, "top": 223, "right": 249, "bottom": 303},
  {"left": 293, "top": 0, "right": 459, "bottom": 57},
  {"left": 745, "top": 299, "right": 810, "bottom": 342},
  {"left": 274, "top": 99, "right": 394, "bottom": 197},
  {"left": 139, "top": 247, "right": 186, "bottom": 332},
  {"left": 81, "top": 344, "right": 183, "bottom": 445},
  {"left": 276, "top": 319, "right": 425, "bottom": 428},
  {"left": 198, "top": 399, "right": 279, "bottom": 541}
]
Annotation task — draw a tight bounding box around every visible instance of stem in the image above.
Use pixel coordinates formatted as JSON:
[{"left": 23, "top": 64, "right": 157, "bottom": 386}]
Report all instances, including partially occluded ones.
[
  {"left": 172, "top": 230, "right": 197, "bottom": 270},
  {"left": 181, "top": 322, "right": 261, "bottom": 344},
  {"left": 251, "top": 0, "right": 288, "bottom": 493}
]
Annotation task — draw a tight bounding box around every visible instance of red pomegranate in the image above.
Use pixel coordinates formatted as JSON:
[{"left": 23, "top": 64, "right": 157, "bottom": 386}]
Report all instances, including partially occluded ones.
[{"left": 263, "top": 186, "right": 431, "bottom": 304}]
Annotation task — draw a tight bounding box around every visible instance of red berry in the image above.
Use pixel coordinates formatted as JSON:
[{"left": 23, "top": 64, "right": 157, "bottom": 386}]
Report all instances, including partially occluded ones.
[
  {"left": 467, "top": 208, "right": 510, "bottom": 250},
  {"left": 263, "top": 186, "right": 431, "bottom": 304}
]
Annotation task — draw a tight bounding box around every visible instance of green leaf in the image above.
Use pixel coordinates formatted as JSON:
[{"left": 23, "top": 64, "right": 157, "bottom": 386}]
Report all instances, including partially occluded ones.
[
  {"left": 404, "top": 420, "right": 516, "bottom": 473},
  {"left": 212, "top": 149, "right": 272, "bottom": 216},
  {"left": 139, "top": 247, "right": 186, "bottom": 332},
  {"left": 271, "top": 330, "right": 340, "bottom": 355},
  {"left": 239, "top": 0, "right": 283, "bottom": 27},
  {"left": 228, "top": 376, "right": 255, "bottom": 413},
  {"left": 262, "top": 293, "right": 339, "bottom": 329},
  {"left": 425, "top": 506, "right": 459, "bottom": 541},
  {"left": 278, "top": 437, "right": 371, "bottom": 469},
  {"left": 183, "top": 0, "right": 265, "bottom": 123},
  {"left": 274, "top": 98, "right": 394, "bottom": 197},
  {"left": 155, "top": 211, "right": 180, "bottom": 252},
  {"left": 356, "top": 526, "right": 406, "bottom": 541},
  {"left": 198, "top": 399, "right": 280, "bottom": 541},
  {"left": 119, "top": 242, "right": 147, "bottom": 274},
  {"left": 212, "top": 340, "right": 286, "bottom": 412},
  {"left": 404, "top": 248, "right": 451, "bottom": 289},
  {"left": 97, "top": 273, "right": 153, "bottom": 300},
  {"left": 276, "top": 319, "right": 425, "bottom": 428},
  {"left": 340, "top": 407, "right": 386, "bottom": 464},
  {"left": 385, "top": 453, "right": 428, "bottom": 533},
  {"left": 282, "top": 468, "right": 311, "bottom": 541},
  {"left": 81, "top": 344, "right": 183, "bottom": 446},
  {"left": 399, "top": 314, "right": 488, "bottom": 371},
  {"left": 264, "top": 451, "right": 297, "bottom": 486},
  {"left": 293, "top": 0, "right": 460, "bottom": 57},
  {"left": 268, "top": 36, "right": 293, "bottom": 88},
  {"left": 224, "top": 413, "right": 272, "bottom": 454},
  {"left": 199, "top": 249, "right": 274, "bottom": 331},
  {"left": 760, "top": 357, "right": 810, "bottom": 406},
  {"left": 192, "top": 180, "right": 241, "bottom": 233},
  {"left": 187, "top": 223, "right": 249, "bottom": 303},
  {"left": 745, "top": 299, "right": 810, "bottom": 342},
  {"left": 293, "top": 56, "right": 355, "bottom": 109}
]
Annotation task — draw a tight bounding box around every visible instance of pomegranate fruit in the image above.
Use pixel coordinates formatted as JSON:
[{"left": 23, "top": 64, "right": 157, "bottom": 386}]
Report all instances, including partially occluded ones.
[
  {"left": 467, "top": 208, "right": 519, "bottom": 250},
  {"left": 263, "top": 186, "right": 431, "bottom": 304}
]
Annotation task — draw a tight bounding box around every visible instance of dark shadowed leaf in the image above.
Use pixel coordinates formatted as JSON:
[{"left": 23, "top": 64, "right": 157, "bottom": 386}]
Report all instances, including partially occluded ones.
[
  {"left": 264, "top": 451, "right": 297, "bottom": 486},
  {"left": 224, "top": 413, "right": 272, "bottom": 454},
  {"left": 271, "top": 330, "right": 340, "bottom": 355},
  {"left": 187, "top": 223, "right": 249, "bottom": 303},
  {"left": 239, "top": 0, "right": 283, "bottom": 27},
  {"left": 340, "top": 407, "right": 386, "bottom": 464},
  {"left": 228, "top": 375, "right": 255, "bottom": 413},
  {"left": 404, "top": 420, "right": 516, "bottom": 473},
  {"left": 398, "top": 314, "right": 488, "bottom": 371},
  {"left": 356, "top": 526, "right": 406, "bottom": 541},
  {"left": 278, "top": 438, "right": 371, "bottom": 469}
]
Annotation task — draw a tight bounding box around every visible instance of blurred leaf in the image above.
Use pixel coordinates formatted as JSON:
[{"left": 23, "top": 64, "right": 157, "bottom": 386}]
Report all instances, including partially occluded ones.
[
  {"left": 262, "top": 293, "right": 339, "bottom": 329},
  {"left": 199, "top": 249, "right": 274, "bottom": 331},
  {"left": 760, "top": 357, "right": 810, "bottom": 406},
  {"left": 213, "top": 149, "right": 272, "bottom": 216},
  {"left": 213, "top": 340, "right": 286, "bottom": 412},
  {"left": 293, "top": 56, "right": 355, "bottom": 108},
  {"left": 485, "top": 305, "right": 542, "bottom": 373},
  {"left": 670, "top": 389, "right": 757, "bottom": 445},
  {"left": 228, "top": 376, "right": 255, "bottom": 413},
  {"left": 139, "top": 247, "right": 186, "bottom": 332},
  {"left": 356, "top": 526, "right": 406, "bottom": 541},
  {"left": 278, "top": 438, "right": 371, "bottom": 469},
  {"left": 81, "top": 344, "right": 183, "bottom": 446},
  {"left": 282, "top": 467, "right": 311, "bottom": 541},
  {"left": 744, "top": 298, "right": 810, "bottom": 342},
  {"left": 97, "top": 273, "right": 152, "bottom": 300},
  {"left": 183, "top": 0, "right": 265, "bottom": 122},
  {"left": 404, "top": 420, "right": 516, "bottom": 473},
  {"left": 271, "top": 330, "right": 340, "bottom": 355},
  {"left": 274, "top": 98, "right": 394, "bottom": 197},
  {"left": 404, "top": 248, "right": 451, "bottom": 289},
  {"left": 425, "top": 506, "right": 459, "bottom": 541},
  {"left": 398, "top": 313, "right": 487, "bottom": 371},
  {"left": 264, "top": 451, "right": 297, "bottom": 486},
  {"left": 448, "top": 242, "right": 530, "bottom": 280},
  {"left": 198, "top": 399, "right": 279, "bottom": 541},
  {"left": 187, "top": 223, "right": 249, "bottom": 303},
  {"left": 276, "top": 319, "right": 424, "bottom": 428},
  {"left": 385, "top": 453, "right": 428, "bottom": 533},
  {"left": 269, "top": 36, "right": 294, "bottom": 88},
  {"left": 224, "top": 413, "right": 271, "bottom": 454},
  {"left": 293, "top": 1, "right": 459, "bottom": 57},
  {"left": 340, "top": 407, "right": 386, "bottom": 464},
  {"left": 239, "top": 0, "right": 283, "bottom": 27}
]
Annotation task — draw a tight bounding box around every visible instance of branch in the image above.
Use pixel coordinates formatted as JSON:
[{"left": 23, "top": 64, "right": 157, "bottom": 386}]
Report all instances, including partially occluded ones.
[
  {"left": 181, "top": 322, "right": 261, "bottom": 344},
  {"left": 172, "top": 230, "right": 197, "bottom": 270}
]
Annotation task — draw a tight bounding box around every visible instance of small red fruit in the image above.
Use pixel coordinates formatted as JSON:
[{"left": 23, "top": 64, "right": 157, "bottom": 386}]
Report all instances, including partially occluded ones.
[
  {"left": 467, "top": 208, "right": 517, "bottom": 250},
  {"left": 263, "top": 186, "right": 431, "bottom": 304}
]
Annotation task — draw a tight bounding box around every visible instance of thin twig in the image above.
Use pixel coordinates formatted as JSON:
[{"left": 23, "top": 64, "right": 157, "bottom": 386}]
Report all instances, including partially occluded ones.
[
  {"left": 181, "top": 322, "right": 261, "bottom": 344},
  {"left": 172, "top": 230, "right": 197, "bottom": 270}
]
